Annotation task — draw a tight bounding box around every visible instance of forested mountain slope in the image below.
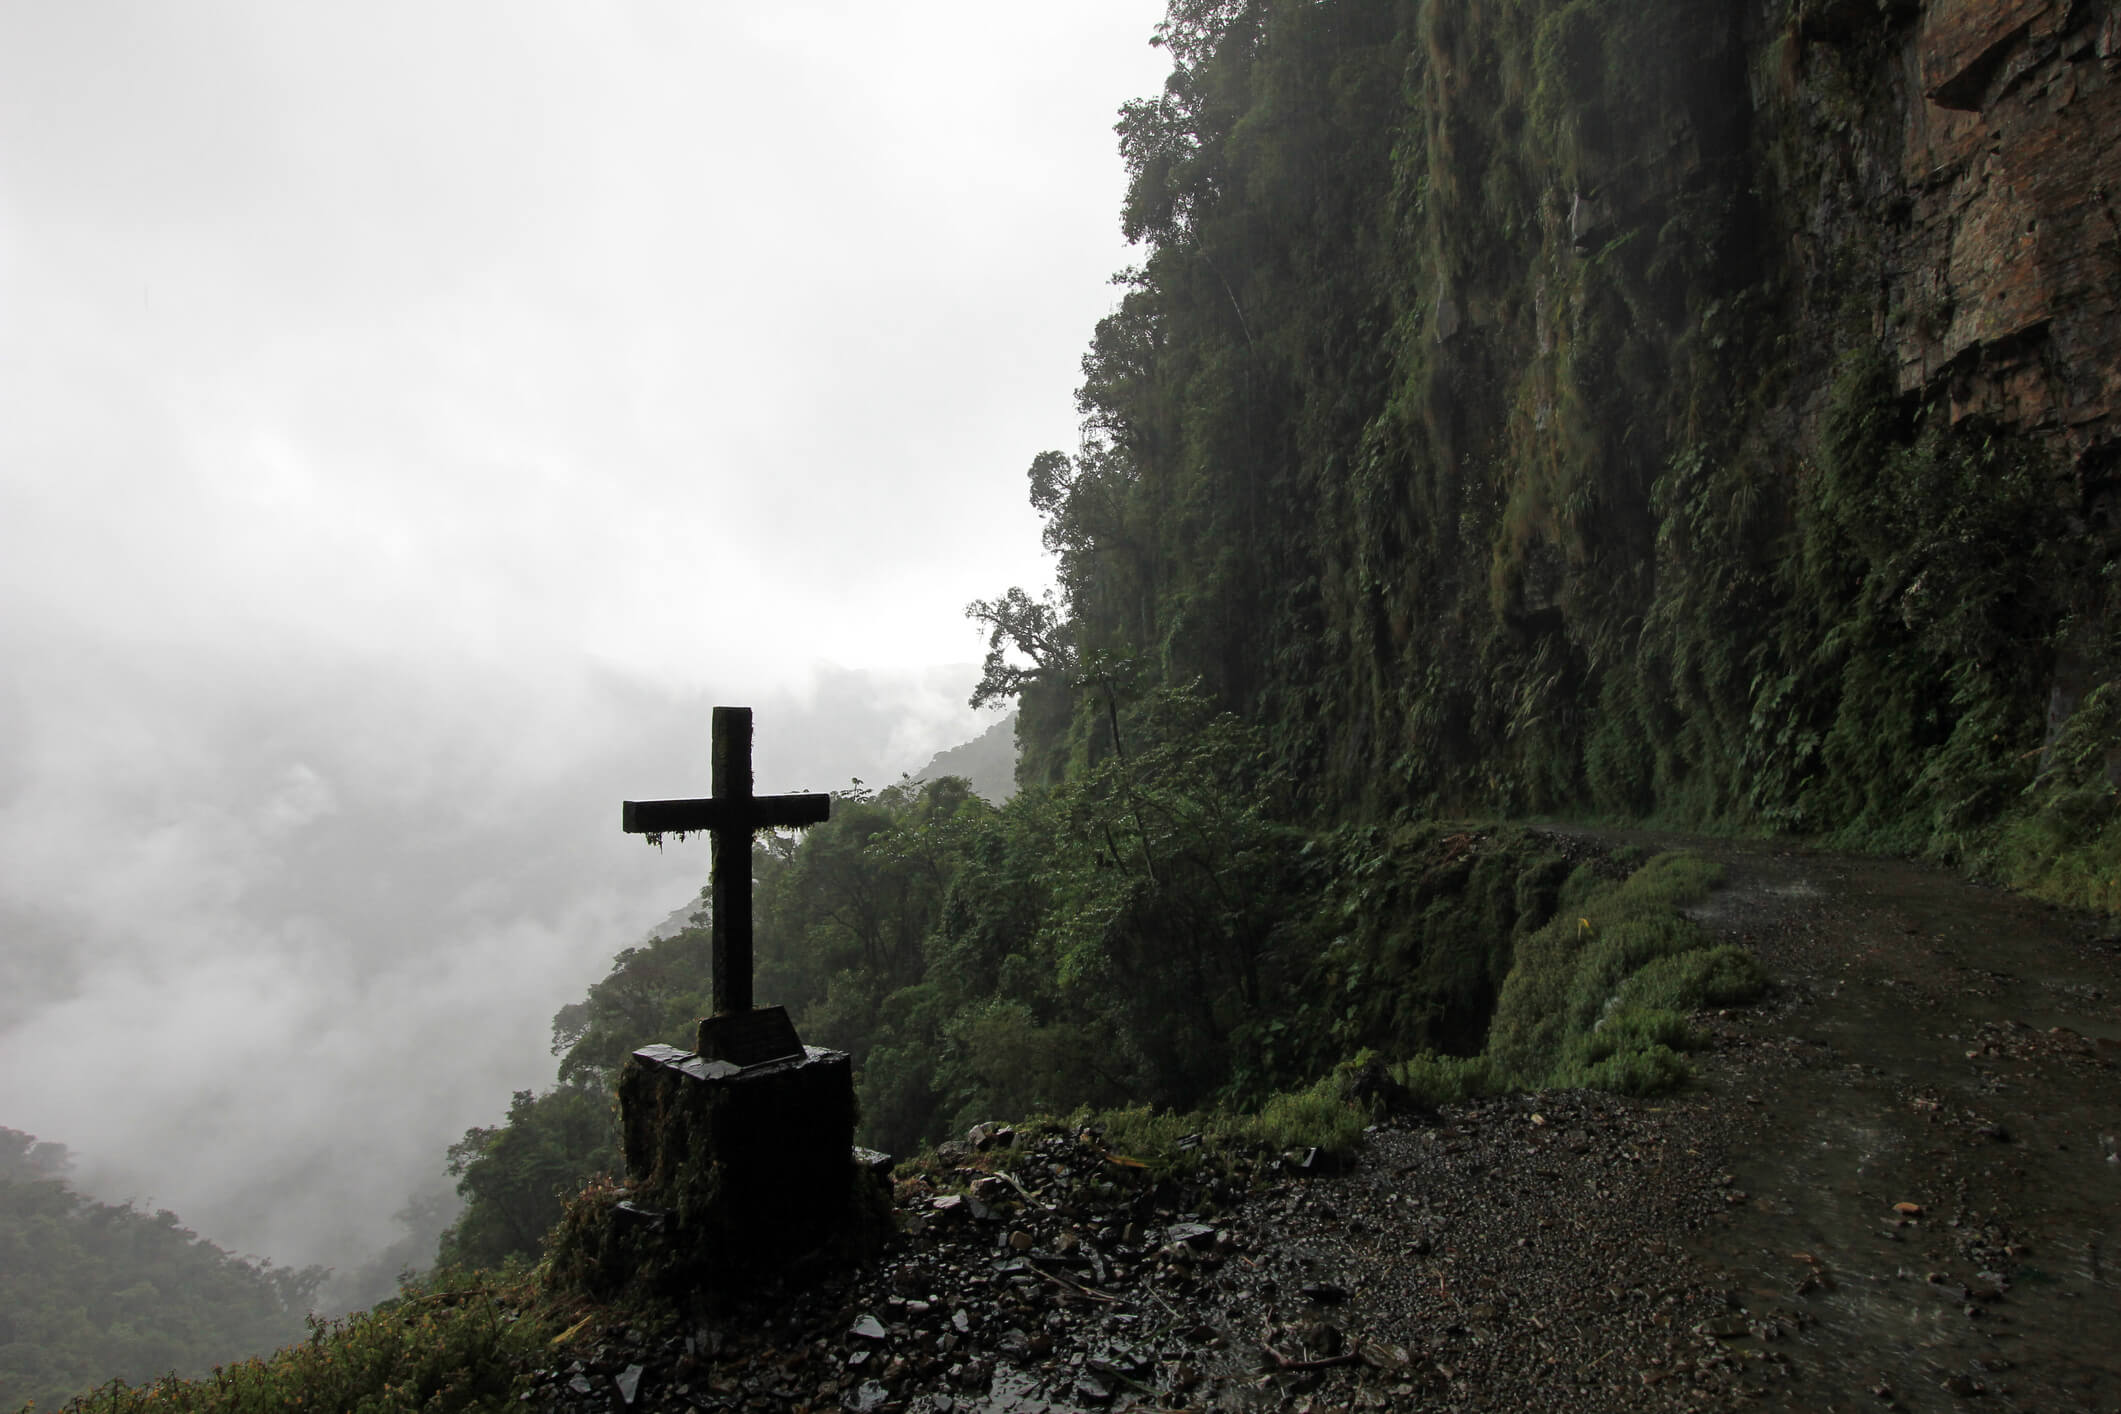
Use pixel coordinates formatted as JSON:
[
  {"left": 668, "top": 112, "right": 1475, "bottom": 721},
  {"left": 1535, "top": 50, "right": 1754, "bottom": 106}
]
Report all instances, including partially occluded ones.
[
  {"left": 911, "top": 713, "right": 1019, "bottom": 803},
  {"left": 0, "top": 1131, "right": 321, "bottom": 1412},
  {"left": 977, "top": 0, "right": 2121, "bottom": 908}
]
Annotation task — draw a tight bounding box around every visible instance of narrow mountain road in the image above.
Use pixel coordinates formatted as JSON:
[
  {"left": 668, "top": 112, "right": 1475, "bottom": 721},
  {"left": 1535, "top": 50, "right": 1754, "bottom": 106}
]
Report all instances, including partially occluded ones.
[
  {"left": 529, "top": 837, "right": 2120, "bottom": 1414},
  {"left": 1663, "top": 835, "right": 2121, "bottom": 1411},
  {"left": 1206, "top": 834, "right": 2121, "bottom": 1413}
]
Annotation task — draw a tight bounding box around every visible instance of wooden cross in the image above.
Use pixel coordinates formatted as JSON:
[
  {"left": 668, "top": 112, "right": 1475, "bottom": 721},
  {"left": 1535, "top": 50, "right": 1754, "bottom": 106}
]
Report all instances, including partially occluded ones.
[{"left": 622, "top": 706, "right": 830, "bottom": 1023}]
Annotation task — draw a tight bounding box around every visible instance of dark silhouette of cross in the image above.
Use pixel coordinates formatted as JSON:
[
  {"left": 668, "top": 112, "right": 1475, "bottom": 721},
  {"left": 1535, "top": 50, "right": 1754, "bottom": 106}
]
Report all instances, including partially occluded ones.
[{"left": 622, "top": 706, "right": 830, "bottom": 1018}]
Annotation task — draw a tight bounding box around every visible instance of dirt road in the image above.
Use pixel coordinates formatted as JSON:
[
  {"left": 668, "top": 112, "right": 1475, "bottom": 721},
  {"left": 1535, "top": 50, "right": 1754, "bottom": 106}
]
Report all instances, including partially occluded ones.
[{"left": 526, "top": 838, "right": 2121, "bottom": 1414}]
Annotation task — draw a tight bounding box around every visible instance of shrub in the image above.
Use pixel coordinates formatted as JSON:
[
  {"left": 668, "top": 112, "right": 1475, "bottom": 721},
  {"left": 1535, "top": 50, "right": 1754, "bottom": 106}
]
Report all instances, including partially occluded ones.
[{"left": 51, "top": 1270, "right": 548, "bottom": 1413}]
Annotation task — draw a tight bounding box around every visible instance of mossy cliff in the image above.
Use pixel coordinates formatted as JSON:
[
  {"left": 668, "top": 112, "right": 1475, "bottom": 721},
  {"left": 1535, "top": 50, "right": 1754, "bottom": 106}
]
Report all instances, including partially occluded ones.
[{"left": 1007, "top": 0, "right": 2121, "bottom": 907}]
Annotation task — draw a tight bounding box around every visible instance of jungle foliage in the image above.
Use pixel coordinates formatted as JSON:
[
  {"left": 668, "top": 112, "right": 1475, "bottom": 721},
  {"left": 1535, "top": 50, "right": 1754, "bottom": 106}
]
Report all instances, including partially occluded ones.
[
  {"left": 973, "top": 0, "right": 2116, "bottom": 904},
  {"left": 0, "top": 1131, "right": 324, "bottom": 1414},
  {"left": 439, "top": 710, "right": 1751, "bottom": 1271}
]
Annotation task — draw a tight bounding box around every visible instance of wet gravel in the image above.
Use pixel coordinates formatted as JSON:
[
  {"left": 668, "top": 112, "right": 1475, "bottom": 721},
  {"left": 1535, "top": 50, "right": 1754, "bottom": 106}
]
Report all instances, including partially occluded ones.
[
  {"left": 526, "top": 1091, "right": 1809, "bottom": 1413},
  {"left": 524, "top": 838, "right": 2121, "bottom": 1414}
]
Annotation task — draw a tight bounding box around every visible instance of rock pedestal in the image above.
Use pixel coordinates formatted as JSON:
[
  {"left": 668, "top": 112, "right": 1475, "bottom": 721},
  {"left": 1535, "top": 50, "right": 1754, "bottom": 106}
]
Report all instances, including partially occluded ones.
[{"left": 616, "top": 1037, "right": 865, "bottom": 1289}]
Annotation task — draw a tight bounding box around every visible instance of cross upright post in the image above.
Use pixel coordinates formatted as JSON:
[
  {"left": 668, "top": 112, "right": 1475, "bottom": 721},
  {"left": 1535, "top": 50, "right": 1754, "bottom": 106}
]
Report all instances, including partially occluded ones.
[
  {"left": 711, "top": 705, "right": 756, "bottom": 1014},
  {"left": 622, "top": 706, "right": 829, "bottom": 1058}
]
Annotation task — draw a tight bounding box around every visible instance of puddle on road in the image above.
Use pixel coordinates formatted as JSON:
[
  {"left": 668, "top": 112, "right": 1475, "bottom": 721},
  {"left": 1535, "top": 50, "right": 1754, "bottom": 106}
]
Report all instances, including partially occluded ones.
[{"left": 1671, "top": 841, "right": 2121, "bottom": 1412}]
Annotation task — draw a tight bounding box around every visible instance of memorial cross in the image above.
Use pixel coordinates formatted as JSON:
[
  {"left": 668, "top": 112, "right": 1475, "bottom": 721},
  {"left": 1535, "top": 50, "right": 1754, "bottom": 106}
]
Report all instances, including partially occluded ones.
[{"left": 621, "top": 706, "right": 830, "bottom": 1019}]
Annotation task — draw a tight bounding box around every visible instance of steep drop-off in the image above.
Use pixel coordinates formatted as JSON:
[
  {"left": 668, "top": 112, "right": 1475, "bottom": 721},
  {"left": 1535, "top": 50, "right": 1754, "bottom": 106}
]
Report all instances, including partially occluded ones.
[{"left": 1007, "top": 0, "right": 2121, "bottom": 907}]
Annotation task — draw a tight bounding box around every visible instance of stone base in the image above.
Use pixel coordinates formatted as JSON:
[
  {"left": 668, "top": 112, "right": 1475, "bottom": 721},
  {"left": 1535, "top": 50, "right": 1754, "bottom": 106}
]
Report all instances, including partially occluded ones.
[
  {"left": 696, "top": 1005, "right": 804, "bottom": 1066},
  {"left": 616, "top": 1042, "right": 861, "bottom": 1289}
]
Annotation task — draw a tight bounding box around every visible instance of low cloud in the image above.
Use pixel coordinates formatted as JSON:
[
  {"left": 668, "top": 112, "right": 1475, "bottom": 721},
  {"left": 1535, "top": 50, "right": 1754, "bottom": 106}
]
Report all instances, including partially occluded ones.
[{"left": 0, "top": 647, "right": 993, "bottom": 1273}]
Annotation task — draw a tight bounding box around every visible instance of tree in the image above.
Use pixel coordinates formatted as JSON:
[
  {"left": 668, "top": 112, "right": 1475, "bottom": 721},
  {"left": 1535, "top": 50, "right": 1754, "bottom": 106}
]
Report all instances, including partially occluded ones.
[
  {"left": 435, "top": 1085, "right": 616, "bottom": 1271},
  {"left": 550, "top": 924, "right": 715, "bottom": 1087},
  {"left": 965, "top": 587, "right": 1076, "bottom": 710}
]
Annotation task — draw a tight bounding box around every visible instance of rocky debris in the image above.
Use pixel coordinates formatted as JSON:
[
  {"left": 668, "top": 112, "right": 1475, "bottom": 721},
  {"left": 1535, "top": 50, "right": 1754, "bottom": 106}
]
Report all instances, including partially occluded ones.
[
  {"left": 518, "top": 1088, "right": 1800, "bottom": 1413},
  {"left": 1965, "top": 1017, "right": 2121, "bottom": 1070}
]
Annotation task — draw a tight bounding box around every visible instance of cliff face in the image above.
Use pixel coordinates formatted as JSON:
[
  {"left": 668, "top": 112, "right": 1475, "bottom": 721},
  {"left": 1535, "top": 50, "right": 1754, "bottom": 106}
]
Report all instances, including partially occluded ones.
[
  {"left": 1019, "top": 0, "right": 2120, "bottom": 906},
  {"left": 1875, "top": 0, "right": 2120, "bottom": 450},
  {"left": 1822, "top": 0, "right": 2121, "bottom": 738}
]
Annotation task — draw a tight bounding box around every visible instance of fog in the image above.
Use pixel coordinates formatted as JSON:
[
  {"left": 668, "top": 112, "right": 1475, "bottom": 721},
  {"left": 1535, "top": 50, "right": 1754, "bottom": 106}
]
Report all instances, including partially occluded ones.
[{"left": 0, "top": 1, "right": 1168, "bottom": 1282}]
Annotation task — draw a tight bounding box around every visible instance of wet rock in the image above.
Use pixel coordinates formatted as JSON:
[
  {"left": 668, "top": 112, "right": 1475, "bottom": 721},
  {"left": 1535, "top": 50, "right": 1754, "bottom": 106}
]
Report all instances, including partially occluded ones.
[
  {"left": 1086, "top": 1342, "right": 1151, "bottom": 1378},
  {"left": 1569, "top": 188, "right": 1610, "bottom": 248},
  {"left": 843, "top": 1379, "right": 890, "bottom": 1412}
]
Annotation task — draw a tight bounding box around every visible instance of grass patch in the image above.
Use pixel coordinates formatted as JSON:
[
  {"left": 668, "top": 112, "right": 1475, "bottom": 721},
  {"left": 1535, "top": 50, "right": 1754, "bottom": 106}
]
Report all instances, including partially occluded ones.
[
  {"left": 1611, "top": 943, "right": 1768, "bottom": 1012},
  {"left": 1390, "top": 1051, "right": 1500, "bottom": 1109},
  {"left": 47, "top": 1270, "right": 552, "bottom": 1413},
  {"left": 1087, "top": 1074, "right": 1371, "bottom": 1172},
  {"left": 1394, "top": 849, "right": 1764, "bottom": 1104},
  {"left": 900, "top": 1064, "right": 1378, "bottom": 1190}
]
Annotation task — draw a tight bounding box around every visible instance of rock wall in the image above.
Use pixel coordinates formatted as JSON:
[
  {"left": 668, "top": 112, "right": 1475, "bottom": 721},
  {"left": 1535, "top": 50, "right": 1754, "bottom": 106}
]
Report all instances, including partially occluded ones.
[
  {"left": 1867, "top": 1, "right": 2118, "bottom": 461},
  {"left": 1768, "top": 0, "right": 2121, "bottom": 766}
]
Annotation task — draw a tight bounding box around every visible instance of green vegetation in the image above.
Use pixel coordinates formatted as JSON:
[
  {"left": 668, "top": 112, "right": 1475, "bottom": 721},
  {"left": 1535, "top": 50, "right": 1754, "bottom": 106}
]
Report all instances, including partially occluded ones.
[
  {"left": 2001, "top": 682, "right": 2121, "bottom": 913},
  {"left": 0, "top": 1131, "right": 323, "bottom": 1413},
  {"left": 40, "top": 0, "right": 2120, "bottom": 1403},
  {"left": 440, "top": 724, "right": 1748, "bottom": 1272},
  {"left": 972, "top": 0, "right": 2115, "bottom": 905},
  {"left": 1387, "top": 850, "right": 1764, "bottom": 1105},
  {"left": 434, "top": 1086, "right": 615, "bottom": 1275},
  {"left": 39, "top": 1272, "right": 548, "bottom": 1414}
]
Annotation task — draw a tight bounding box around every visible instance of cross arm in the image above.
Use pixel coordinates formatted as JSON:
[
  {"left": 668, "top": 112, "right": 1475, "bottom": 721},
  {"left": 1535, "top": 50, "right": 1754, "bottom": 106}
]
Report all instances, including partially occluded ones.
[{"left": 622, "top": 793, "right": 832, "bottom": 836}]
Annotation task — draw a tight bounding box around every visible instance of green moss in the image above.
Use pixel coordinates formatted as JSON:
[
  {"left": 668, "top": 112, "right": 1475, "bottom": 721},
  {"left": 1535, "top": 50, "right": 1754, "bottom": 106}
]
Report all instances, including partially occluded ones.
[
  {"left": 1562, "top": 1042, "right": 1691, "bottom": 1095},
  {"left": 1612, "top": 944, "right": 1768, "bottom": 1012},
  {"left": 1485, "top": 850, "right": 1731, "bottom": 1090}
]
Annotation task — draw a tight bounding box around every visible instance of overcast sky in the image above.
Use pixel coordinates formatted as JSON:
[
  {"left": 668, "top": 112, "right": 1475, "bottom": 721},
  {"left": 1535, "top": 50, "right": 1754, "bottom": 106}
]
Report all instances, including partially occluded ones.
[{"left": 0, "top": 0, "right": 1170, "bottom": 1282}]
